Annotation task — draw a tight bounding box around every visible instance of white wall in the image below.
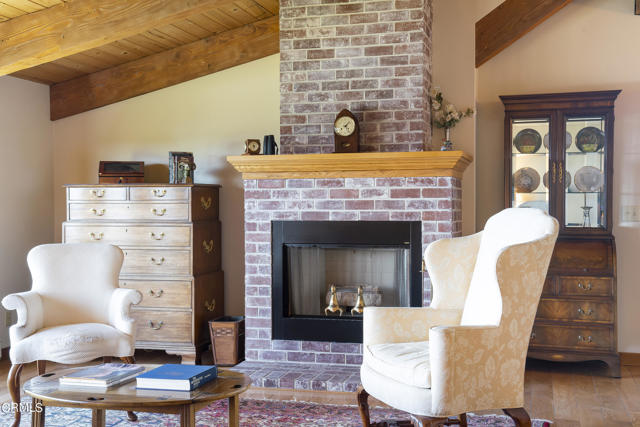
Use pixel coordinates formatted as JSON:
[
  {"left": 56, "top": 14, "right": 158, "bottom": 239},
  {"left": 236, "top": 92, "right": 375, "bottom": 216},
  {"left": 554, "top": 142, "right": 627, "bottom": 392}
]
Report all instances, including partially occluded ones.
[
  {"left": 0, "top": 76, "right": 53, "bottom": 347},
  {"left": 51, "top": 54, "right": 280, "bottom": 316},
  {"left": 432, "top": 0, "right": 478, "bottom": 235},
  {"left": 476, "top": 0, "right": 640, "bottom": 352}
]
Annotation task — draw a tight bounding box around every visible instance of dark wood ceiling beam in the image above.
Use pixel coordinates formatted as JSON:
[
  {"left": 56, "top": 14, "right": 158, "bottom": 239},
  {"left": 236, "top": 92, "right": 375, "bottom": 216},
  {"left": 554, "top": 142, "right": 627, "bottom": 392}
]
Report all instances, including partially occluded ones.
[
  {"left": 50, "top": 16, "right": 279, "bottom": 120},
  {"left": 0, "top": 0, "right": 241, "bottom": 76},
  {"left": 476, "top": 0, "right": 573, "bottom": 67}
]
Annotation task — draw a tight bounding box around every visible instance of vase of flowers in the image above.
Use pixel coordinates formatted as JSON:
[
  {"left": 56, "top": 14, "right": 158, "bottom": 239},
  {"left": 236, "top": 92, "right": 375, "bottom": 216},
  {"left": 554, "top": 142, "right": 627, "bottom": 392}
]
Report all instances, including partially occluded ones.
[{"left": 430, "top": 87, "right": 474, "bottom": 151}]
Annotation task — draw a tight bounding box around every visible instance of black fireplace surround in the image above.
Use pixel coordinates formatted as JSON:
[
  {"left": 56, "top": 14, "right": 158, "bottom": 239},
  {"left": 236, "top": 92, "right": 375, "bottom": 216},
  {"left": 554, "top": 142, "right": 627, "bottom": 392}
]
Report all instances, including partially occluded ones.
[{"left": 272, "top": 221, "right": 423, "bottom": 343}]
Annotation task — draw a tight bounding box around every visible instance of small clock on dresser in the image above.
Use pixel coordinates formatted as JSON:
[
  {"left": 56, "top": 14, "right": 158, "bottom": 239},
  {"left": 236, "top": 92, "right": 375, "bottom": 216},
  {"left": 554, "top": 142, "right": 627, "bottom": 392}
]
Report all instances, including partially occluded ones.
[{"left": 334, "top": 109, "right": 359, "bottom": 153}]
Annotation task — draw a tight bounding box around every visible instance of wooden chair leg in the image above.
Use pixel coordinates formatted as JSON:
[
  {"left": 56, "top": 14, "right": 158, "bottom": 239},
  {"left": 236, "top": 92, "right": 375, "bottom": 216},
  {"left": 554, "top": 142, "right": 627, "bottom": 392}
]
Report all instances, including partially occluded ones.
[
  {"left": 410, "top": 415, "right": 448, "bottom": 427},
  {"left": 458, "top": 413, "right": 467, "bottom": 427},
  {"left": 36, "top": 360, "right": 46, "bottom": 375},
  {"left": 7, "top": 363, "right": 24, "bottom": 427},
  {"left": 503, "top": 407, "right": 531, "bottom": 427},
  {"left": 103, "top": 356, "right": 113, "bottom": 363},
  {"left": 120, "top": 356, "right": 138, "bottom": 421},
  {"left": 356, "top": 386, "right": 372, "bottom": 426}
]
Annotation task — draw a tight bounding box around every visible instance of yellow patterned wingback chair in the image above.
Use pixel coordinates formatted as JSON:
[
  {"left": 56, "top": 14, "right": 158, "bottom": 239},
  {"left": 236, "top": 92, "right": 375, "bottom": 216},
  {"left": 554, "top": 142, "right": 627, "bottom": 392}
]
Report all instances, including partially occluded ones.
[{"left": 356, "top": 208, "right": 559, "bottom": 427}]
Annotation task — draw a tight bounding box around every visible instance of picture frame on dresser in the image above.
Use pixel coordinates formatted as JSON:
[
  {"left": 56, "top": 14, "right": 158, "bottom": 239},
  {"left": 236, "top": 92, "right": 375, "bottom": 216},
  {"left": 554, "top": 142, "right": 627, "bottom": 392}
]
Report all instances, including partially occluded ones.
[
  {"left": 62, "top": 183, "right": 223, "bottom": 364},
  {"left": 501, "top": 90, "right": 621, "bottom": 377}
]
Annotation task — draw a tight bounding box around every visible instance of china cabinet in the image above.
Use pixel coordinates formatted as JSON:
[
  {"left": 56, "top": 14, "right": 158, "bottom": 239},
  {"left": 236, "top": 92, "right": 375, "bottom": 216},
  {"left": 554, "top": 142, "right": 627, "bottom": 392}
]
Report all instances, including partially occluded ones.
[{"left": 501, "top": 90, "right": 621, "bottom": 376}]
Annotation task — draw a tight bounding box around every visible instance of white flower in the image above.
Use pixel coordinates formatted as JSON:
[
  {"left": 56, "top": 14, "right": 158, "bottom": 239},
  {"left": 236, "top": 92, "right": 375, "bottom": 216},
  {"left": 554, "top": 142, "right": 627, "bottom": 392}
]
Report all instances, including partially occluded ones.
[
  {"left": 452, "top": 111, "right": 460, "bottom": 120},
  {"left": 429, "top": 87, "right": 439, "bottom": 97},
  {"left": 445, "top": 104, "right": 455, "bottom": 113},
  {"left": 446, "top": 113, "right": 455, "bottom": 122},
  {"left": 432, "top": 101, "right": 441, "bottom": 111}
]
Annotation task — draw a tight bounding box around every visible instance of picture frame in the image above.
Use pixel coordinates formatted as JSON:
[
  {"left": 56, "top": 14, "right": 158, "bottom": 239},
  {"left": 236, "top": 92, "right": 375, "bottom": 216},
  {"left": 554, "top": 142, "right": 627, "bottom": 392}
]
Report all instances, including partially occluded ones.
[{"left": 169, "top": 152, "right": 196, "bottom": 184}]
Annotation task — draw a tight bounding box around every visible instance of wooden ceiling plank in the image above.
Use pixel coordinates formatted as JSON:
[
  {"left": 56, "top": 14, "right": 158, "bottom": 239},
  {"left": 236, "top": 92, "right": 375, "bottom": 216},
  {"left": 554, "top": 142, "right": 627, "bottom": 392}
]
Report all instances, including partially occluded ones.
[
  {"left": 0, "top": 3, "right": 26, "bottom": 18},
  {"left": 26, "top": 61, "right": 83, "bottom": 82},
  {"left": 216, "top": 3, "right": 258, "bottom": 26},
  {"left": 476, "top": 0, "right": 573, "bottom": 67},
  {"left": 251, "top": 0, "right": 278, "bottom": 15},
  {"left": 76, "top": 47, "right": 125, "bottom": 68},
  {"left": 204, "top": 10, "right": 243, "bottom": 30},
  {"left": 186, "top": 13, "right": 228, "bottom": 34},
  {"left": 120, "top": 34, "right": 168, "bottom": 55},
  {"left": 105, "top": 39, "right": 158, "bottom": 59},
  {"left": 52, "top": 56, "right": 102, "bottom": 74},
  {"left": 50, "top": 16, "right": 279, "bottom": 120},
  {"left": 0, "top": 0, "right": 242, "bottom": 76},
  {"left": 141, "top": 29, "right": 184, "bottom": 49},
  {"left": 2, "top": 0, "right": 46, "bottom": 14},
  {"left": 171, "top": 18, "right": 214, "bottom": 39},
  {"left": 236, "top": 0, "right": 273, "bottom": 19},
  {"left": 29, "top": 0, "right": 63, "bottom": 7},
  {"left": 154, "top": 24, "right": 200, "bottom": 44}
]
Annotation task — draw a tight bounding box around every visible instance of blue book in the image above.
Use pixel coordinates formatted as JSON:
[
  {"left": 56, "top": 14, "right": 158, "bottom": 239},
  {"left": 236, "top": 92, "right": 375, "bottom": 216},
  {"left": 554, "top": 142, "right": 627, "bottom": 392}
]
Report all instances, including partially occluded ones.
[{"left": 136, "top": 364, "right": 218, "bottom": 391}]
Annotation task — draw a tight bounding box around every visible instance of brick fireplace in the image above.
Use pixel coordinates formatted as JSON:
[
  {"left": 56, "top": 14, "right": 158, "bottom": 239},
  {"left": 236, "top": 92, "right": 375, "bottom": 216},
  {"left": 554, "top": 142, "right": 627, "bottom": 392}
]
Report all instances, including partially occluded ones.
[
  {"left": 227, "top": 153, "right": 471, "bottom": 389},
  {"left": 225, "top": 0, "right": 472, "bottom": 391}
]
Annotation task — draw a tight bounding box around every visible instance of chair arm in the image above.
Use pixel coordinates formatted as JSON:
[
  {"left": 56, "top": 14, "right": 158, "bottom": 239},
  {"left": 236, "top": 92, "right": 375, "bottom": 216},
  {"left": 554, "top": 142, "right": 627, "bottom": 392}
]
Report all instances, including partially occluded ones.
[
  {"left": 363, "top": 307, "right": 461, "bottom": 346},
  {"left": 1, "top": 291, "right": 44, "bottom": 343},
  {"left": 425, "top": 231, "right": 482, "bottom": 310},
  {"left": 108, "top": 288, "right": 142, "bottom": 336},
  {"left": 428, "top": 324, "right": 523, "bottom": 417}
]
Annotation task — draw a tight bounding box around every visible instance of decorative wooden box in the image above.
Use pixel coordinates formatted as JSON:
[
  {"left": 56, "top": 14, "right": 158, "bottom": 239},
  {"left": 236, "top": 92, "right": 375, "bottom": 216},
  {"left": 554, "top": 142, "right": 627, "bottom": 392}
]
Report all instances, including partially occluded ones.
[{"left": 99, "top": 161, "right": 145, "bottom": 184}]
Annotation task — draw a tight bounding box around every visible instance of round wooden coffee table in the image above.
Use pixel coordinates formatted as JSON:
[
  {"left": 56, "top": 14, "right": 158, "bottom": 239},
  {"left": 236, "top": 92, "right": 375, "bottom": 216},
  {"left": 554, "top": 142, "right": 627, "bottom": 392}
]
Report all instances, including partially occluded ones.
[{"left": 23, "top": 364, "right": 251, "bottom": 427}]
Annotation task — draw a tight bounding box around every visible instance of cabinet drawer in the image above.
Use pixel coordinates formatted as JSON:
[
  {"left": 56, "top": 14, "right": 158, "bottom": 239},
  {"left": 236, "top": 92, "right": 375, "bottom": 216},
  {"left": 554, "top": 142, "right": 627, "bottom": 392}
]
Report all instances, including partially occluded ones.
[
  {"left": 536, "top": 299, "right": 613, "bottom": 323},
  {"left": 121, "top": 249, "right": 191, "bottom": 276},
  {"left": 542, "top": 277, "right": 554, "bottom": 296},
  {"left": 530, "top": 324, "right": 613, "bottom": 351},
  {"left": 68, "top": 187, "right": 127, "bottom": 201},
  {"left": 132, "top": 310, "right": 192, "bottom": 342},
  {"left": 550, "top": 239, "right": 613, "bottom": 274},
  {"left": 64, "top": 225, "right": 191, "bottom": 247},
  {"left": 120, "top": 280, "right": 191, "bottom": 308},
  {"left": 68, "top": 203, "right": 189, "bottom": 221},
  {"left": 558, "top": 277, "right": 613, "bottom": 297},
  {"left": 130, "top": 187, "right": 189, "bottom": 201}
]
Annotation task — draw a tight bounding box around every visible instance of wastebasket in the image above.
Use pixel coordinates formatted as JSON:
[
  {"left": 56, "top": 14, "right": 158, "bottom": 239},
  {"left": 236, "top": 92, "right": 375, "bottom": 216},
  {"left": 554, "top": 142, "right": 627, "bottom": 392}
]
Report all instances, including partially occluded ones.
[{"left": 209, "top": 316, "right": 245, "bottom": 366}]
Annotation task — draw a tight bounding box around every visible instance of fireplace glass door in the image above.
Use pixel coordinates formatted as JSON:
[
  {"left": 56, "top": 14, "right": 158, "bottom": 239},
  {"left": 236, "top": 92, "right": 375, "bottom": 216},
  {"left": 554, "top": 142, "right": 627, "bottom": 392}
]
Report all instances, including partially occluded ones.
[{"left": 286, "top": 245, "right": 410, "bottom": 317}]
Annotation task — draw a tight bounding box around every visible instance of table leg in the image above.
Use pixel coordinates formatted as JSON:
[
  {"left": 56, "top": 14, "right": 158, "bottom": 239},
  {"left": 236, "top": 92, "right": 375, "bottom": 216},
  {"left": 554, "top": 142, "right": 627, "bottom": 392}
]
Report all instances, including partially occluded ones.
[
  {"left": 228, "top": 395, "right": 239, "bottom": 427},
  {"left": 91, "top": 408, "right": 105, "bottom": 427},
  {"left": 180, "top": 404, "right": 196, "bottom": 427},
  {"left": 31, "top": 398, "right": 45, "bottom": 427}
]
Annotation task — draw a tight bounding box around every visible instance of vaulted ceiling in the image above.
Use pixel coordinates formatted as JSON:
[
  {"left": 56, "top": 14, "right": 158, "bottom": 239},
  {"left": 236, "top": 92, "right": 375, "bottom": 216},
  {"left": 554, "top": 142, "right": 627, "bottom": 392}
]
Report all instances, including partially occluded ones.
[{"left": 0, "top": 0, "right": 279, "bottom": 120}]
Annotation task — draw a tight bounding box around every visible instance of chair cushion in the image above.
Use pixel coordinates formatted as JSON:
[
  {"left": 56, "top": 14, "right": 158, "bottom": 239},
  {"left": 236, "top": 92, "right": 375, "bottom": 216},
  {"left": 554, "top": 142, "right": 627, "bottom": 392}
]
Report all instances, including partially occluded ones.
[
  {"left": 364, "top": 340, "right": 431, "bottom": 389},
  {"left": 9, "top": 323, "right": 134, "bottom": 365}
]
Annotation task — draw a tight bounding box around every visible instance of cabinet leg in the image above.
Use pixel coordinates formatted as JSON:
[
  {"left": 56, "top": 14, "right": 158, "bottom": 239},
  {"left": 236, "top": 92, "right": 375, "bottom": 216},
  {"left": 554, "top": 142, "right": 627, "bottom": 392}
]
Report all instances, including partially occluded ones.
[
  {"left": 503, "top": 408, "right": 531, "bottom": 427},
  {"left": 603, "top": 355, "right": 621, "bottom": 378},
  {"left": 181, "top": 353, "right": 197, "bottom": 365}
]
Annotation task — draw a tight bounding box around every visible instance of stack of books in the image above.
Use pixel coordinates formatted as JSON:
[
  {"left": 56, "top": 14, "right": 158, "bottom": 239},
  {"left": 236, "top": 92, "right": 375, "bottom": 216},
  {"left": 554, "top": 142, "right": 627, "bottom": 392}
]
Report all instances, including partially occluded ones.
[
  {"left": 59, "top": 363, "right": 144, "bottom": 388},
  {"left": 136, "top": 364, "right": 218, "bottom": 391}
]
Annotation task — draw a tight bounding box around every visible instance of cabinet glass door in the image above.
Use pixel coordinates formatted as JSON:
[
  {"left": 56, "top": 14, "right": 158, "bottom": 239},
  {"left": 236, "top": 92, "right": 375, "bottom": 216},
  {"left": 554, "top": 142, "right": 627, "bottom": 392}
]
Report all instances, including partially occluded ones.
[
  {"left": 563, "top": 116, "right": 607, "bottom": 229},
  {"left": 510, "top": 118, "right": 550, "bottom": 213}
]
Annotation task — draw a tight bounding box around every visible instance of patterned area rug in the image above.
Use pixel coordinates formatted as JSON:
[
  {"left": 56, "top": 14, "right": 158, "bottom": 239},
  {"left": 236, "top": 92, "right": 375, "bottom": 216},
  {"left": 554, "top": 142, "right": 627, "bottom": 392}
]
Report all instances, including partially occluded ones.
[{"left": 2, "top": 398, "right": 551, "bottom": 426}]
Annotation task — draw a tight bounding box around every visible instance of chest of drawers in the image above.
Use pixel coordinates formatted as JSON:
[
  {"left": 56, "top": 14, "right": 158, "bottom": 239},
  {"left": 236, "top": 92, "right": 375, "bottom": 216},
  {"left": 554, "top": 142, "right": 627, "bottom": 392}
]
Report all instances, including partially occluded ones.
[
  {"left": 528, "top": 237, "right": 619, "bottom": 377},
  {"left": 63, "top": 184, "right": 223, "bottom": 364}
]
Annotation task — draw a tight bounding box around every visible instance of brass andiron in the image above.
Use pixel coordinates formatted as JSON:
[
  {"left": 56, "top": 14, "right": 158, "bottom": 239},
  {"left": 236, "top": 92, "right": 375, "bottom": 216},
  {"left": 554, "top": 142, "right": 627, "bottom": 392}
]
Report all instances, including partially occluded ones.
[
  {"left": 325, "top": 285, "right": 343, "bottom": 316},
  {"left": 351, "top": 285, "right": 366, "bottom": 315}
]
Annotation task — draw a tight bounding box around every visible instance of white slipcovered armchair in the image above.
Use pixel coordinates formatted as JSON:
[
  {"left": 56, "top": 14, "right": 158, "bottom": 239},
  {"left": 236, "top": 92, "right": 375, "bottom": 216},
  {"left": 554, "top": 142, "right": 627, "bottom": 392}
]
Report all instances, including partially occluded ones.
[
  {"left": 357, "top": 208, "right": 559, "bottom": 427},
  {"left": 2, "top": 243, "right": 142, "bottom": 426}
]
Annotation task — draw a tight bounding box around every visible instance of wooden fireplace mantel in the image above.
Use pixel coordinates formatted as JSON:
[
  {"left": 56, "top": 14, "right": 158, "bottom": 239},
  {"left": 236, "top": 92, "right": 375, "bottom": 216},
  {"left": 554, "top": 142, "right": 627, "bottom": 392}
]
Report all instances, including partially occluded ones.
[{"left": 227, "top": 151, "right": 473, "bottom": 179}]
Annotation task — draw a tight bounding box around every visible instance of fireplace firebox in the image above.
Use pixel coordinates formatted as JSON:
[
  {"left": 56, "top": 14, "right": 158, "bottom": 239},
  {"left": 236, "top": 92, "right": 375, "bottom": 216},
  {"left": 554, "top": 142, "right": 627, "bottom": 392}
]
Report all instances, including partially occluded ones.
[{"left": 272, "top": 221, "right": 423, "bottom": 343}]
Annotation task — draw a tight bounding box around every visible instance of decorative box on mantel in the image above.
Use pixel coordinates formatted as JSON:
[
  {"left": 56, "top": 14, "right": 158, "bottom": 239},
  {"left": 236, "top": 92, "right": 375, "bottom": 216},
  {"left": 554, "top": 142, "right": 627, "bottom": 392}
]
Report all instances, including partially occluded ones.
[{"left": 227, "top": 151, "right": 472, "bottom": 391}]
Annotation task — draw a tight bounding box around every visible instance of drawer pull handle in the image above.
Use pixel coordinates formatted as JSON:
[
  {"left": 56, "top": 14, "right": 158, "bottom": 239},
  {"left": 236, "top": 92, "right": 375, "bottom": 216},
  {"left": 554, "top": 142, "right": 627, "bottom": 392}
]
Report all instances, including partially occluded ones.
[
  {"left": 150, "top": 232, "right": 165, "bottom": 240},
  {"left": 577, "top": 335, "right": 593, "bottom": 344},
  {"left": 204, "top": 299, "right": 215, "bottom": 312},
  {"left": 90, "top": 208, "right": 106, "bottom": 216},
  {"left": 201, "top": 196, "right": 212, "bottom": 210},
  {"left": 577, "top": 307, "right": 594, "bottom": 316},
  {"left": 530, "top": 331, "right": 536, "bottom": 340},
  {"left": 89, "top": 232, "right": 103, "bottom": 241},
  {"left": 149, "top": 321, "right": 164, "bottom": 330},
  {"left": 203, "top": 239, "right": 214, "bottom": 254},
  {"left": 148, "top": 289, "right": 164, "bottom": 298},
  {"left": 91, "top": 189, "right": 105, "bottom": 198},
  {"left": 150, "top": 257, "right": 165, "bottom": 265},
  {"left": 578, "top": 282, "right": 592, "bottom": 291},
  {"left": 151, "top": 208, "right": 167, "bottom": 216},
  {"left": 152, "top": 189, "right": 167, "bottom": 198}
]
